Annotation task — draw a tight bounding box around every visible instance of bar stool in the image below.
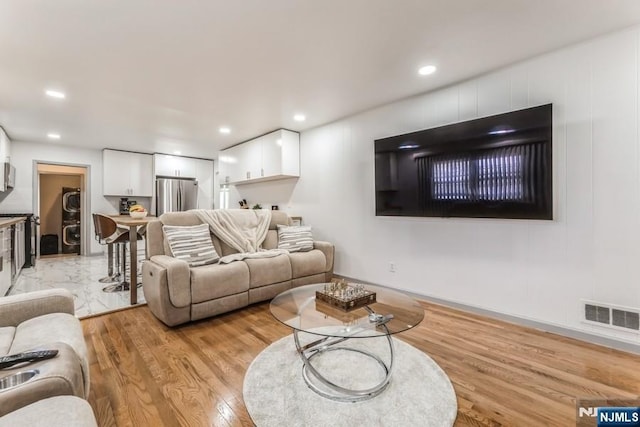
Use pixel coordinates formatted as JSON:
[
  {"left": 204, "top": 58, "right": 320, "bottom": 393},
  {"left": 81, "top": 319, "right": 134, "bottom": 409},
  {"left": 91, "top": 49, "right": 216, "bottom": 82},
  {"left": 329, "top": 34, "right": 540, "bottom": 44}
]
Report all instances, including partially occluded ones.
[
  {"left": 92, "top": 213, "right": 117, "bottom": 283},
  {"left": 94, "top": 214, "right": 143, "bottom": 293}
]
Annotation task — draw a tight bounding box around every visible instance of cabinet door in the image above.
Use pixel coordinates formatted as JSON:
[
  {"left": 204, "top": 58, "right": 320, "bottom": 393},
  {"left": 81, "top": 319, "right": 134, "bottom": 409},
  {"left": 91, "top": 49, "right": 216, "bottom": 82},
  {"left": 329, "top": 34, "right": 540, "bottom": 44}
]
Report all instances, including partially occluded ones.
[
  {"left": 154, "top": 154, "right": 196, "bottom": 178},
  {"left": 220, "top": 145, "right": 243, "bottom": 184},
  {"left": 129, "top": 152, "right": 153, "bottom": 197},
  {"left": 0, "top": 128, "right": 11, "bottom": 191},
  {"left": 260, "top": 131, "right": 283, "bottom": 178},
  {"left": 103, "top": 150, "right": 134, "bottom": 196},
  {"left": 195, "top": 159, "right": 214, "bottom": 209},
  {"left": 174, "top": 156, "right": 196, "bottom": 178},
  {"left": 154, "top": 154, "right": 177, "bottom": 177},
  {"left": 262, "top": 129, "right": 299, "bottom": 178},
  {"left": 243, "top": 138, "right": 262, "bottom": 180}
]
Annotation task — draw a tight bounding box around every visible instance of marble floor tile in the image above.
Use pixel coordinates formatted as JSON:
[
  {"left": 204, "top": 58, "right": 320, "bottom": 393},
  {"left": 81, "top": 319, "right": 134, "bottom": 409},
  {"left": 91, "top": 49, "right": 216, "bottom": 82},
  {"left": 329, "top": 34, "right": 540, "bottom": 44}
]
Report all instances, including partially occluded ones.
[{"left": 9, "top": 252, "right": 145, "bottom": 318}]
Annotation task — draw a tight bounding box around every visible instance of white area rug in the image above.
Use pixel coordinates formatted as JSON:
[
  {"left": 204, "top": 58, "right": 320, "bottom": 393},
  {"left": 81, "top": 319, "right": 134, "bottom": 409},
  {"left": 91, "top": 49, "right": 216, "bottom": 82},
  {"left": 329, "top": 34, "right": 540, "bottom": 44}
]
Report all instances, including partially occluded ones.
[{"left": 243, "top": 334, "right": 457, "bottom": 427}]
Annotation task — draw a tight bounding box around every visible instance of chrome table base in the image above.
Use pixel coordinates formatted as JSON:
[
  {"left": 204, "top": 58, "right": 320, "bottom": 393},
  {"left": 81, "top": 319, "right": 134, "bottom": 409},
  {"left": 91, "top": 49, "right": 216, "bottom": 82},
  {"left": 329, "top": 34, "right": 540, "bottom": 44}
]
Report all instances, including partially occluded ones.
[{"left": 293, "top": 325, "right": 394, "bottom": 402}]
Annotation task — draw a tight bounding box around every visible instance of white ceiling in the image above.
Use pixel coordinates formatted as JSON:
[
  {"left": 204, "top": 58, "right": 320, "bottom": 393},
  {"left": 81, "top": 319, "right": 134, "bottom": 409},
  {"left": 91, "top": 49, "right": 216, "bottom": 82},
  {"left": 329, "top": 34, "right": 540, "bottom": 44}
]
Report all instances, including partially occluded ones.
[{"left": 1, "top": 1, "right": 640, "bottom": 159}]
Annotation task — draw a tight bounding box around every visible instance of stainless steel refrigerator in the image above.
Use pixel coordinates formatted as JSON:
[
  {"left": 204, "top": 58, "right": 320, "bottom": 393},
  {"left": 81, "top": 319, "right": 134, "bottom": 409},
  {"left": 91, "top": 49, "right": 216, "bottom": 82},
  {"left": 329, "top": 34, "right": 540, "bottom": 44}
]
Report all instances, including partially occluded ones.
[{"left": 156, "top": 177, "right": 198, "bottom": 216}]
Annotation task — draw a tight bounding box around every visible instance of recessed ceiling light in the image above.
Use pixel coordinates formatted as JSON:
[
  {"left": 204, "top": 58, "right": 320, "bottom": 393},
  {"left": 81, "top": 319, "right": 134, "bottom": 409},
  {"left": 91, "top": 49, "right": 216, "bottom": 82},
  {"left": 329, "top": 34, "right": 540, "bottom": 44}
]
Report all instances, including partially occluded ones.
[
  {"left": 173, "top": 150, "right": 181, "bottom": 155},
  {"left": 293, "top": 114, "right": 306, "bottom": 122},
  {"left": 47, "top": 133, "right": 61, "bottom": 140},
  {"left": 418, "top": 65, "right": 437, "bottom": 76},
  {"left": 45, "top": 89, "right": 66, "bottom": 99},
  {"left": 219, "top": 127, "right": 231, "bottom": 134}
]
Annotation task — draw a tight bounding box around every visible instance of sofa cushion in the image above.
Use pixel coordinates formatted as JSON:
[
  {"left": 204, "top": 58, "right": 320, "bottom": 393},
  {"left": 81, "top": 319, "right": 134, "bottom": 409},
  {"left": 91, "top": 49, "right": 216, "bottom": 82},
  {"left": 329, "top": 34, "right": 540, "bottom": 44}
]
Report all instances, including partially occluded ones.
[
  {"left": 288, "top": 249, "right": 326, "bottom": 278},
  {"left": 277, "top": 225, "right": 313, "bottom": 252},
  {"left": 163, "top": 224, "right": 219, "bottom": 266},
  {"left": 0, "top": 327, "right": 15, "bottom": 355},
  {"left": 269, "top": 211, "right": 291, "bottom": 229},
  {"left": 190, "top": 262, "right": 250, "bottom": 303},
  {"left": 0, "top": 395, "right": 98, "bottom": 427},
  {"left": 10, "top": 313, "right": 89, "bottom": 396},
  {"left": 0, "top": 342, "right": 86, "bottom": 416},
  {"left": 245, "top": 254, "right": 292, "bottom": 288},
  {"left": 262, "top": 230, "right": 278, "bottom": 250}
]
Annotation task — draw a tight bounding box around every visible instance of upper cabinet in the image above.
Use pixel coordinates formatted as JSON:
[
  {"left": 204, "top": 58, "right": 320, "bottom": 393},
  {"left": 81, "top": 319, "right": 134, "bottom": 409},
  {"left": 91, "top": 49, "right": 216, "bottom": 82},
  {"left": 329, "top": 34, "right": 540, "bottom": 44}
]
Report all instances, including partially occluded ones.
[
  {"left": 0, "top": 127, "right": 11, "bottom": 191},
  {"left": 103, "top": 149, "right": 153, "bottom": 197},
  {"left": 0, "top": 127, "right": 11, "bottom": 164},
  {"left": 154, "top": 154, "right": 197, "bottom": 178},
  {"left": 219, "top": 129, "right": 299, "bottom": 185}
]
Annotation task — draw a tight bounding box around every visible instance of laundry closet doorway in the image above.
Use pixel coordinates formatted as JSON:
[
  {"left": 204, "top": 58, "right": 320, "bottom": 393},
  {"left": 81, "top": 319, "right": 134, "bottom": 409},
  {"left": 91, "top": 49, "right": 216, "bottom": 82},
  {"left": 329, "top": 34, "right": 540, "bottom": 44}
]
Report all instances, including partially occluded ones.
[{"left": 36, "top": 163, "right": 88, "bottom": 257}]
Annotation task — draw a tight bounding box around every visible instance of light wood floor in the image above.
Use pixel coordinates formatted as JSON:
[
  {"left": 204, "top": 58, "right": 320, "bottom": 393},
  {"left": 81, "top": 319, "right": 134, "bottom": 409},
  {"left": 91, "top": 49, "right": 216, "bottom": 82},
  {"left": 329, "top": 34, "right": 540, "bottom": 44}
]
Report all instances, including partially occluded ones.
[{"left": 82, "top": 300, "right": 640, "bottom": 426}]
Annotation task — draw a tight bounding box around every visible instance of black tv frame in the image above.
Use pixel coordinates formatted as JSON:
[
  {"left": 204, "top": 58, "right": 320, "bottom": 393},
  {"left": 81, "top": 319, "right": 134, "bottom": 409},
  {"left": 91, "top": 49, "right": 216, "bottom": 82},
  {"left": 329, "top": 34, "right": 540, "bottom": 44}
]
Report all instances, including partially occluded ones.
[{"left": 374, "top": 104, "right": 553, "bottom": 220}]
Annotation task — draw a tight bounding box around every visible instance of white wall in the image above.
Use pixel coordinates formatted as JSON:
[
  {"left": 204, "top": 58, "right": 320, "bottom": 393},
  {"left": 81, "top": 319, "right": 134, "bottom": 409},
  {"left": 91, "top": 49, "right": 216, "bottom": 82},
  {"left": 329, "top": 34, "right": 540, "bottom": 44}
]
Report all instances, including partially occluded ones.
[
  {"left": 291, "top": 26, "right": 640, "bottom": 344},
  {"left": 0, "top": 141, "right": 116, "bottom": 254}
]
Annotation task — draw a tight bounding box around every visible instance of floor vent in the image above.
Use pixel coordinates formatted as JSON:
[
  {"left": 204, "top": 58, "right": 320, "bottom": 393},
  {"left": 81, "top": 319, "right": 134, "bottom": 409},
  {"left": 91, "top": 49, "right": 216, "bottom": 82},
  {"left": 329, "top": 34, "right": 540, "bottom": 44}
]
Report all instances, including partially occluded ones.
[{"left": 583, "top": 301, "right": 640, "bottom": 332}]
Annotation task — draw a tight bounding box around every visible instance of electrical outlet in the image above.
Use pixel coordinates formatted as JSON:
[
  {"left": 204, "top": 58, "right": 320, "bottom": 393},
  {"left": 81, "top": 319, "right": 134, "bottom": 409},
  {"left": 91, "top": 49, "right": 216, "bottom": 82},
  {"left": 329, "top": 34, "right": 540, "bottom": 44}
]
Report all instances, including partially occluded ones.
[{"left": 389, "top": 262, "right": 396, "bottom": 273}]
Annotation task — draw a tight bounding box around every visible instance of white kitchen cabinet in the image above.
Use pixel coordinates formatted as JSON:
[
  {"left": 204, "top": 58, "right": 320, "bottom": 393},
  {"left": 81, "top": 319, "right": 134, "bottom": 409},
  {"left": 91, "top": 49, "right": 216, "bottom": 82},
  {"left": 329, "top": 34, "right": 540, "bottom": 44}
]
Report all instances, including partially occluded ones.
[
  {"left": 0, "top": 127, "right": 11, "bottom": 191},
  {"left": 218, "top": 144, "right": 243, "bottom": 184},
  {"left": 154, "top": 153, "right": 197, "bottom": 178},
  {"left": 261, "top": 129, "right": 299, "bottom": 178},
  {"left": 195, "top": 158, "right": 214, "bottom": 209},
  {"left": 103, "top": 149, "right": 153, "bottom": 197},
  {"left": 219, "top": 129, "right": 299, "bottom": 185}
]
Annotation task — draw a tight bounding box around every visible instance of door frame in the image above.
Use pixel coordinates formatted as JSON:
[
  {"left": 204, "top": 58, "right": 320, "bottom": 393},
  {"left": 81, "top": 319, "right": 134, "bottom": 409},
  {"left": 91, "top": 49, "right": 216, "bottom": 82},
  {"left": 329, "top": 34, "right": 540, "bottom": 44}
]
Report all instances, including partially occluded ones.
[{"left": 33, "top": 161, "right": 91, "bottom": 257}]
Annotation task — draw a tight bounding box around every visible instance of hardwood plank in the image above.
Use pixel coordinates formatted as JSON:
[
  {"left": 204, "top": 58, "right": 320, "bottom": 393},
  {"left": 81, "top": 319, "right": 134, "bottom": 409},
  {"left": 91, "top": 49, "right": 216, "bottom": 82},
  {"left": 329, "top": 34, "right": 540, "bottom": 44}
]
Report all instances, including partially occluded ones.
[{"left": 82, "top": 299, "right": 640, "bottom": 427}]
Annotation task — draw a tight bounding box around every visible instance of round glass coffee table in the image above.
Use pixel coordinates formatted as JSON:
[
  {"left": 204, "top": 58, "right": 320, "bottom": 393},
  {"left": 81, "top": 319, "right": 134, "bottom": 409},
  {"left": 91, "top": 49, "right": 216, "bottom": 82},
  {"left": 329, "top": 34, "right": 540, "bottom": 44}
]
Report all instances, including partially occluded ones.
[{"left": 270, "top": 282, "right": 424, "bottom": 402}]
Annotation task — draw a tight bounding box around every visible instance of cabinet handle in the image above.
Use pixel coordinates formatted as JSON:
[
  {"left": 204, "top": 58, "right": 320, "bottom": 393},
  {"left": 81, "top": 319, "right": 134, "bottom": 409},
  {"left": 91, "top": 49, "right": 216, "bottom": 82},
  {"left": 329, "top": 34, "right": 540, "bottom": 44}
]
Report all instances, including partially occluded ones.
[
  {"left": 261, "top": 168, "right": 264, "bottom": 177},
  {"left": 247, "top": 171, "right": 250, "bottom": 179}
]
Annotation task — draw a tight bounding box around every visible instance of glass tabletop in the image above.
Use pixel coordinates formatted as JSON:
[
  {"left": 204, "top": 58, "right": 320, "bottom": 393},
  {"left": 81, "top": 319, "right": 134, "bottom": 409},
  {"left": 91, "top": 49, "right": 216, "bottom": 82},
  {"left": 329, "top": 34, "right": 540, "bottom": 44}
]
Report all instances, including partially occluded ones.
[{"left": 270, "top": 283, "right": 425, "bottom": 338}]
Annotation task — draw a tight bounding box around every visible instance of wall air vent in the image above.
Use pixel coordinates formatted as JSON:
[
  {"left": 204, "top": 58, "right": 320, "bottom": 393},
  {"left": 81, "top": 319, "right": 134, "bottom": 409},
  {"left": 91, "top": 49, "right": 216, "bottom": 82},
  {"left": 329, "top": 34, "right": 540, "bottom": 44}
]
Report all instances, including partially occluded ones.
[
  {"left": 584, "top": 304, "right": 610, "bottom": 324},
  {"left": 582, "top": 300, "right": 640, "bottom": 332},
  {"left": 612, "top": 309, "right": 640, "bottom": 330}
]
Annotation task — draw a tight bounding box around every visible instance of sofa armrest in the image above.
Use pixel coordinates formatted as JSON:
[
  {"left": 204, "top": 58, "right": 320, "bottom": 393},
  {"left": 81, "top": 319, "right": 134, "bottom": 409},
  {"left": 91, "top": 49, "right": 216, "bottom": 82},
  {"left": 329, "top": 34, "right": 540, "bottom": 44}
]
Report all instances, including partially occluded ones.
[
  {"left": 148, "top": 255, "right": 192, "bottom": 308},
  {"left": 0, "top": 289, "right": 75, "bottom": 327},
  {"left": 313, "top": 241, "right": 334, "bottom": 273}
]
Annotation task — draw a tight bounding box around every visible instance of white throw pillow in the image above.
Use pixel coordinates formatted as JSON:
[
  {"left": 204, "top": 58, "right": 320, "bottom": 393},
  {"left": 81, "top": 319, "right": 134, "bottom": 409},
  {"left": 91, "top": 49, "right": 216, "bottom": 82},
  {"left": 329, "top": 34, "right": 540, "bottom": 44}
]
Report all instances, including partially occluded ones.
[
  {"left": 163, "top": 223, "right": 219, "bottom": 266},
  {"left": 277, "top": 225, "right": 313, "bottom": 252}
]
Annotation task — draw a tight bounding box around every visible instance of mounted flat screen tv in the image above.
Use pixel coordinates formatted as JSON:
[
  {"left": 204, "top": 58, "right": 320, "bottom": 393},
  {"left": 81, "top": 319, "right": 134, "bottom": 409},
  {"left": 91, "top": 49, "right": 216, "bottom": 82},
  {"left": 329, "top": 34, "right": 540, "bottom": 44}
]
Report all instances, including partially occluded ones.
[{"left": 375, "top": 104, "right": 552, "bottom": 220}]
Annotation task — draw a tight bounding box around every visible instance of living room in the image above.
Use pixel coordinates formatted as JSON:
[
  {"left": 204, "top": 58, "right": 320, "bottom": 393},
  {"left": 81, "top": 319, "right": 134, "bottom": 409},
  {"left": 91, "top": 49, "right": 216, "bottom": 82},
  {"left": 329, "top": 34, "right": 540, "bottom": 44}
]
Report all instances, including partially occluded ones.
[{"left": 1, "top": 1, "right": 640, "bottom": 426}]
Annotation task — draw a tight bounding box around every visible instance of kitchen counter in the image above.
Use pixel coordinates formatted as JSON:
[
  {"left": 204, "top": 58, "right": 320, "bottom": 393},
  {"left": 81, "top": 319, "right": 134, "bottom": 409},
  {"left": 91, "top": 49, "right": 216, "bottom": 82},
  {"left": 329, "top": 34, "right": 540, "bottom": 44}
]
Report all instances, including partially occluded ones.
[{"left": 0, "top": 217, "right": 27, "bottom": 228}]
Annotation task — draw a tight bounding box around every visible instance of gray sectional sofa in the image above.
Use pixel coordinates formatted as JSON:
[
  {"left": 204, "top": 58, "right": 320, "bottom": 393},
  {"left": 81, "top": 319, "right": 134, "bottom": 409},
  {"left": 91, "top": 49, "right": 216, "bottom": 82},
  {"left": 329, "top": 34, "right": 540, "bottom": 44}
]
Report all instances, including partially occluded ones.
[{"left": 142, "top": 210, "right": 334, "bottom": 326}]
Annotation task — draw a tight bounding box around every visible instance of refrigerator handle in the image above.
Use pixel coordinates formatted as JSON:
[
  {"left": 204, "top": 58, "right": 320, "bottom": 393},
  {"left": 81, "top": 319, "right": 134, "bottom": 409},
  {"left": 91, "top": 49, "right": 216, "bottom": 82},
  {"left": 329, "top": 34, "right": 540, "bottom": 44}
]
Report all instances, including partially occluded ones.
[{"left": 177, "top": 180, "right": 182, "bottom": 210}]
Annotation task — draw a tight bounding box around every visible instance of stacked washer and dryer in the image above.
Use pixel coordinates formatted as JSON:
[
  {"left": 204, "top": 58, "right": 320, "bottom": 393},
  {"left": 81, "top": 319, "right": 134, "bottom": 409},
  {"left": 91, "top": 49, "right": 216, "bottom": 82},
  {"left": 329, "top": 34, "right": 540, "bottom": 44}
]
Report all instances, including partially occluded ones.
[{"left": 61, "top": 187, "right": 81, "bottom": 254}]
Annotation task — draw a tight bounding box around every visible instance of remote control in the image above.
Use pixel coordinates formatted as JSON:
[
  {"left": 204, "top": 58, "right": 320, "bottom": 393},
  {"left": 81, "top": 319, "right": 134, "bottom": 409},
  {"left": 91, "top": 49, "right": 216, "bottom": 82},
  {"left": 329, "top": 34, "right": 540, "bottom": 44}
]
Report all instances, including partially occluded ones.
[{"left": 0, "top": 349, "right": 59, "bottom": 370}]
